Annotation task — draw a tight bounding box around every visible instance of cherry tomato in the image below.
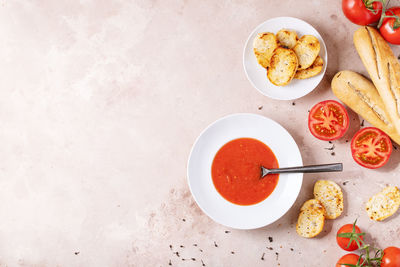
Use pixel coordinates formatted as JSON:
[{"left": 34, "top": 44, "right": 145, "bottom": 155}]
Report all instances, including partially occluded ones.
[
  {"left": 342, "top": 0, "right": 382, "bottom": 25},
  {"left": 381, "top": 247, "right": 400, "bottom": 267},
  {"left": 337, "top": 223, "right": 364, "bottom": 251},
  {"left": 380, "top": 7, "right": 400, "bottom": 45},
  {"left": 351, "top": 127, "right": 392, "bottom": 169},
  {"left": 308, "top": 100, "right": 349, "bottom": 141},
  {"left": 336, "top": 253, "right": 364, "bottom": 267}
]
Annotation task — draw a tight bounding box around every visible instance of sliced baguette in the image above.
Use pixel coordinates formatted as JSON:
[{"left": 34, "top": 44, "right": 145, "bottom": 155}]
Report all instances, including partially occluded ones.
[
  {"left": 366, "top": 186, "right": 400, "bottom": 221},
  {"left": 253, "top": 32, "right": 278, "bottom": 69},
  {"left": 332, "top": 70, "right": 400, "bottom": 145},
  {"left": 313, "top": 180, "right": 343, "bottom": 219},
  {"left": 276, "top": 29, "right": 298, "bottom": 49},
  {"left": 295, "top": 56, "right": 324, "bottom": 79},
  {"left": 267, "top": 47, "right": 298, "bottom": 86},
  {"left": 296, "top": 199, "right": 325, "bottom": 238},
  {"left": 293, "top": 35, "right": 320, "bottom": 70},
  {"left": 354, "top": 26, "right": 400, "bottom": 136}
]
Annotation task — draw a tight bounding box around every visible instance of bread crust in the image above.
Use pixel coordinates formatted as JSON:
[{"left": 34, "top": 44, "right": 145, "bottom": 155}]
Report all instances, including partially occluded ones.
[
  {"left": 253, "top": 32, "right": 278, "bottom": 69},
  {"left": 366, "top": 186, "right": 400, "bottom": 221},
  {"left": 267, "top": 47, "right": 298, "bottom": 86},
  {"left": 354, "top": 26, "right": 400, "bottom": 136},
  {"left": 313, "top": 180, "right": 343, "bottom": 220},
  {"left": 276, "top": 29, "right": 298, "bottom": 49},
  {"left": 296, "top": 199, "right": 325, "bottom": 238},
  {"left": 331, "top": 70, "right": 400, "bottom": 144},
  {"left": 293, "top": 35, "right": 320, "bottom": 70},
  {"left": 295, "top": 56, "right": 323, "bottom": 79}
]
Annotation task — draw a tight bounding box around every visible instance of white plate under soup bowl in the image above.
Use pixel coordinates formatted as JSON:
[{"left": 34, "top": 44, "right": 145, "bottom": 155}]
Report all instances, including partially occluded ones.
[{"left": 187, "top": 113, "right": 303, "bottom": 229}]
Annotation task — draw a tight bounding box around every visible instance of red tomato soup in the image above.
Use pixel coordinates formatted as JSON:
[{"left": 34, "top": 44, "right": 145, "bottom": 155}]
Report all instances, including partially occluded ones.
[{"left": 211, "top": 138, "right": 279, "bottom": 205}]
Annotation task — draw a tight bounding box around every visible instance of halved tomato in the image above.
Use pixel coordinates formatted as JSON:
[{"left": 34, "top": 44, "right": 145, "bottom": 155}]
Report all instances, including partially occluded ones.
[
  {"left": 351, "top": 127, "right": 392, "bottom": 169},
  {"left": 308, "top": 100, "right": 349, "bottom": 141}
]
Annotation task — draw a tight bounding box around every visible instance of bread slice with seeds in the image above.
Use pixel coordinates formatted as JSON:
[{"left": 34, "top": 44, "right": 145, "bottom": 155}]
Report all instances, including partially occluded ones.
[
  {"left": 313, "top": 180, "right": 343, "bottom": 219},
  {"left": 295, "top": 56, "right": 324, "bottom": 79},
  {"left": 267, "top": 47, "right": 298, "bottom": 86},
  {"left": 296, "top": 199, "right": 325, "bottom": 238},
  {"left": 253, "top": 32, "right": 278, "bottom": 69},
  {"left": 276, "top": 29, "right": 299, "bottom": 49},
  {"left": 366, "top": 186, "right": 400, "bottom": 221},
  {"left": 293, "top": 35, "right": 320, "bottom": 70}
]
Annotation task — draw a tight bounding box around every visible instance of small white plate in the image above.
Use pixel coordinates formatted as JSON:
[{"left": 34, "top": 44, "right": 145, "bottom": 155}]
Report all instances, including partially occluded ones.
[
  {"left": 187, "top": 113, "right": 303, "bottom": 229},
  {"left": 243, "top": 17, "right": 328, "bottom": 100}
]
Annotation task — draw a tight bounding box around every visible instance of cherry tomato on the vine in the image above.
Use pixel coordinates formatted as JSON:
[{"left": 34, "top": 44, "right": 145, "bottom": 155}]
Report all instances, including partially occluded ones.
[
  {"left": 380, "top": 7, "right": 400, "bottom": 45},
  {"left": 381, "top": 247, "right": 400, "bottom": 267},
  {"left": 337, "top": 222, "right": 364, "bottom": 251}
]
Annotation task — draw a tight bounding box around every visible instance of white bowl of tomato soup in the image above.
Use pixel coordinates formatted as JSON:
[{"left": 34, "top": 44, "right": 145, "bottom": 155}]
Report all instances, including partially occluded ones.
[{"left": 187, "top": 113, "right": 303, "bottom": 229}]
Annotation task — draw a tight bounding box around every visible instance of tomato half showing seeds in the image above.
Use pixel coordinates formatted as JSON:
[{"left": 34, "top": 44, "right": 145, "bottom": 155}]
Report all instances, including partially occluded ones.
[
  {"left": 336, "top": 222, "right": 364, "bottom": 251},
  {"left": 381, "top": 247, "right": 400, "bottom": 267},
  {"left": 380, "top": 7, "right": 400, "bottom": 45},
  {"left": 342, "top": 0, "right": 382, "bottom": 26},
  {"left": 336, "top": 253, "right": 364, "bottom": 267},
  {"left": 308, "top": 100, "right": 349, "bottom": 141},
  {"left": 351, "top": 127, "right": 392, "bottom": 169}
]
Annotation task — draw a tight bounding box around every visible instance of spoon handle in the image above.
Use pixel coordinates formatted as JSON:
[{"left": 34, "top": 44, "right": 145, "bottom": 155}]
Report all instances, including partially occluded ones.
[{"left": 267, "top": 163, "right": 343, "bottom": 174}]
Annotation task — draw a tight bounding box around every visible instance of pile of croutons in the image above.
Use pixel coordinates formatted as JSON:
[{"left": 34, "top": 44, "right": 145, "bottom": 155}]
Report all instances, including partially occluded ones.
[{"left": 253, "top": 29, "right": 323, "bottom": 86}]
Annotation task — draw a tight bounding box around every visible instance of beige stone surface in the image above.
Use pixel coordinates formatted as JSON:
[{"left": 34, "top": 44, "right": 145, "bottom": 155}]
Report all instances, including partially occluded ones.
[{"left": 0, "top": 0, "right": 400, "bottom": 266}]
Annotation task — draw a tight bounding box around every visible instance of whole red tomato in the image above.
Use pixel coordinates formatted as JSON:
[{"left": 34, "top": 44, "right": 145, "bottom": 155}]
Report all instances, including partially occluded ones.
[
  {"left": 342, "top": 0, "right": 382, "bottom": 25},
  {"left": 336, "top": 223, "right": 364, "bottom": 251},
  {"left": 336, "top": 253, "right": 364, "bottom": 267},
  {"left": 381, "top": 247, "right": 400, "bottom": 267},
  {"left": 380, "top": 7, "right": 400, "bottom": 45}
]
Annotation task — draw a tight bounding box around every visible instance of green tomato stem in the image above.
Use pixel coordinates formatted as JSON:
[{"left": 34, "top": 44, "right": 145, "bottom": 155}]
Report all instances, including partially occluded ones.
[{"left": 377, "top": 0, "right": 390, "bottom": 28}]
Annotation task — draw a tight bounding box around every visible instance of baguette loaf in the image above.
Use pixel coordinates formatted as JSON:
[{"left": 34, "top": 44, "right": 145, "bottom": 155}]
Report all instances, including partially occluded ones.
[
  {"left": 353, "top": 26, "right": 400, "bottom": 136},
  {"left": 332, "top": 70, "right": 400, "bottom": 144}
]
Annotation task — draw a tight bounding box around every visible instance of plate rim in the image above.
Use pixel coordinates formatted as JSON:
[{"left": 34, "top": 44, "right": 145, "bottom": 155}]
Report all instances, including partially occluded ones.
[
  {"left": 242, "top": 16, "right": 328, "bottom": 100},
  {"left": 187, "top": 113, "right": 303, "bottom": 229}
]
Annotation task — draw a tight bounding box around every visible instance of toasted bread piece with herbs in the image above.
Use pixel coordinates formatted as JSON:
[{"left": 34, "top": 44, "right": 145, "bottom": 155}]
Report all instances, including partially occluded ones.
[
  {"left": 296, "top": 199, "right": 325, "bottom": 238},
  {"left": 293, "top": 35, "right": 320, "bottom": 70},
  {"left": 313, "top": 180, "right": 343, "bottom": 219},
  {"left": 276, "top": 29, "right": 299, "bottom": 49},
  {"left": 295, "top": 56, "right": 324, "bottom": 79},
  {"left": 253, "top": 32, "right": 278, "bottom": 69},
  {"left": 267, "top": 47, "right": 298, "bottom": 86},
  {"left": 366, "top": 186, "right": 400, "bottom": 221}
]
